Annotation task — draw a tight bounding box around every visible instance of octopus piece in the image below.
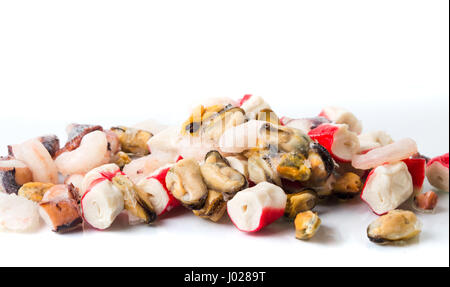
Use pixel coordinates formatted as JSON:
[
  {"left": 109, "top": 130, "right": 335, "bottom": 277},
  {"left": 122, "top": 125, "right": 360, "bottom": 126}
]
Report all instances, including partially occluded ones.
[
  {"left": 39, "top": 184, "right": 82, "bottom": 233},
  {"left": 165, "top": 158, "right": 209, "bottom": 210},
  {"left": 200, "top": 151, "right": 247, "bottom": 201},
  {"left": 0, "top": 193, "right": 40, "bottom": 232},
  {"left": 0, "top": 158, "right": 33, "bottom": 186},
  {"left": 55, "top": 130, "right": 111, "bottom": 176},
  {"left": 38, "top": 135, "right": 60, "bottom": 158},
  {"left": 0, "top": 169, "right": 21, "bottom": 194},
  {"left": 110, "top": 126, "right": 152, "bottom": 156},
  {"left": 192, "top": 190, "right": 227, "bottom": 222},
  {"left": 367, "top": 210, "right": 421, "bottom": 244},
  {"left": 65, "top": 123, "right": 103, "bottom": 143},
  {"left": 9, "top": 138, "right": 58, "bottom": 184},
  {"left": 64, "top": 174, "right": 85, "bottom": 195}
]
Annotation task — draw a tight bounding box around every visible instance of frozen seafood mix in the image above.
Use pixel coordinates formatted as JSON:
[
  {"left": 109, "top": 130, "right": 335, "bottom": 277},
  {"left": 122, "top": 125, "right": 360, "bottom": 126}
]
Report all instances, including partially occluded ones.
[{"left": 0, "top": 95, "right": 448, "bottom": 245}]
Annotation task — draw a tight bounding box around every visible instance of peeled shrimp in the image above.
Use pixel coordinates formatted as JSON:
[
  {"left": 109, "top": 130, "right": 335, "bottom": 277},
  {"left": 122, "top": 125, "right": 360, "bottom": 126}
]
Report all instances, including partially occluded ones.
[
  {"left": 123, "top": 154, "right": 175, "bottom": 184},
  {"left": 0, "top": 193, "right": 40, "bottom": 232},
  {"left": 55, "top": 130, "right": 110, "bottom": 176},
  {"left": 10, "top": 138, "right": 58, "bottom": 184},
  {"left": 352, "top": 138, "right": 418, "bottom": 170}
]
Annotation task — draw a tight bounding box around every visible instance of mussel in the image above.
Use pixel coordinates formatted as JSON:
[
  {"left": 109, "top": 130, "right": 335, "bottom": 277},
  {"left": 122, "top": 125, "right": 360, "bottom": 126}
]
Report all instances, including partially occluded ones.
[
  {"left": 200, "top": 151, "right": 247, "bottom": 201},
  {"left": 367, "top": 209, "right": 421, "bottom": 244},
  {"left": 111, "top": 126, "right": 152, "bottom": 156},
  {"left": 192, "top": 190, "right": 227, "bottom": 222},
  {"left": 165, "top": 158, "right": 209, "bottom": 210}
]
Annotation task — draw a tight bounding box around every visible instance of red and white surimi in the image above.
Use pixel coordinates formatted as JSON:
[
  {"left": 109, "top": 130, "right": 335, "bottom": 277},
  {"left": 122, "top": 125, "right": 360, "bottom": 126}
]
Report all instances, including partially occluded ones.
[
  {"left": 360, "top": 161, "right": 413, "bottom": 215},
  {"left": 136, "top": 164, "right": 180, "bottom": 216},
  {"left": 80, "top": 164, "right": 125, "bottom": 230},
  {"left": 238, "top": 95, "right": 271, "bottom": 119},
  {"left": 227, "top": 182, "right": 286, "bottom": 232},
  {"left": 308, "top": 123, "right": 360, "bottom": 163},
  {"left": 403, "top": 158, "right": 426, "bottom": 195},
  {"left": 319, "top": 106, "right": 363, "bottom": 134},
  {"left": 426, "top": 153, "right": 449, "bottom": 192}
]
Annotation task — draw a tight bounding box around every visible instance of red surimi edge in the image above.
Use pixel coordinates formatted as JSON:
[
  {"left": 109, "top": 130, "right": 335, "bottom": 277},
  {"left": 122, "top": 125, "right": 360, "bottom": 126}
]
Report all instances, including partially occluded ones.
[
  {"left": 427, "top": 153, "right": 449, "bottom": 169},
  {"left": 279, "top": 116, "right": 287, "bottom": 126},
  {"left": 238, "top": 94, "right": 252, "bottom": 107},
  {"left": 149, "top": 167, "right": 181, "bottom": 215},
  {"left": 227, "top": 206, "right": 284, "bottom": 233},
  {"left": 403, "top": 158, "right": 426, "bottom": 190},
  {"left": 318, "top": 109, "right": 329, "bottom": 119},
  {"left": 308, "top": 124, "right": 349, "bottom": 162}
]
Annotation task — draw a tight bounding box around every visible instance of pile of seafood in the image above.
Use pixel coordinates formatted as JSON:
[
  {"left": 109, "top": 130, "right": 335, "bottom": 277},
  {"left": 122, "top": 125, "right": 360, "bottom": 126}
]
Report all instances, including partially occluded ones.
[{"left": 0, "top": 95, "right": 448, "bottom": 245}]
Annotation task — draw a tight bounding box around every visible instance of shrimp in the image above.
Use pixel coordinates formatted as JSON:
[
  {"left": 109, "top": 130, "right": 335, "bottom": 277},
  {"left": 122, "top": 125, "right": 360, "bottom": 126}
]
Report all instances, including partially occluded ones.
[
  {"left": 0, "top": 193, "right": 40, "bottom": 232},
  {"left": 55, "top": 130, "right": 110, "bottom": 176},
  {"left": 9, "top": 138, "right": 58, "bottom": 184},
  {"left": 123, "top": 153, "right": 175, "bottom": 184}
]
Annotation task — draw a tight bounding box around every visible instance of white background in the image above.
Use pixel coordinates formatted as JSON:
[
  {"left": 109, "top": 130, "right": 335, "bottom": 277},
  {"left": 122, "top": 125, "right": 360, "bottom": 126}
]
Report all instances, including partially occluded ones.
[{"left": 0, "top": 0, "right": 448, "bottom": 267}]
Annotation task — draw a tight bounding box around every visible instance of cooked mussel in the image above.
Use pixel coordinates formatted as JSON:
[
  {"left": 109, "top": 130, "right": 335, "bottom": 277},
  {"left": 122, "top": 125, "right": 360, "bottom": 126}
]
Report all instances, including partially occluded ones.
[
  {"left": 258, "top": 123, "right": 311, "bottom": 154},
  {"left": 367, "top": 209, "right": 421, "bottom": 244},
  {"left": 285, "top": 190, "right": 317, "bottom": 219},
  {"left": 255, "top": 108, "right": 280, "bottom": 125},
  {"left": 111, "top": 174, "right": 157, "bottom": 224},
  {"left": 181, "top": 104, "right": 246, "bottom": 141},
  {"left": 111, "top": 126, "right": 152, "bottom": 156},
  {"left": 112, "top": 151, "right": 132, "bottom": 169},
  {"left": 308, "top": 143, "right": 334, "bottom": 183},
  {"left": 200, "top": 151, "right": 247, "bottom": 201},
  {"left": 18, "top": 182, "right": 55, "bottom": 202},
  {"left": 165, "top": 158, "right": 209, "bottom": 210},
  {"left": 295, "top": 211, "right": 321, "bottom": 240},
  {"left": 276, "top": 152, "right": 311, "bottom": 182},
  {"left": 248, "top": 153, "right": 281, "bottom": 186},
  {"left": 333, "top": 172, "right": 362, "bottom": 199},
  {"left": 192, "top": 190, "right": 227, "bottom": 222}
]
